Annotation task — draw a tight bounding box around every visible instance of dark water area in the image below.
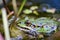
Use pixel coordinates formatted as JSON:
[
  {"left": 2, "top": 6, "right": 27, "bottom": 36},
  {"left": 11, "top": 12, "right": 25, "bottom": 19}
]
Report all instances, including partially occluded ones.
[
  {"left": 30, "top": 0, "right": 60, "bottom": 10},
  {"left": 0, "top": 0, "right": 10, "bottom": 9}
]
